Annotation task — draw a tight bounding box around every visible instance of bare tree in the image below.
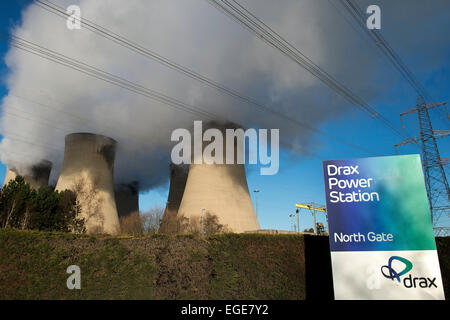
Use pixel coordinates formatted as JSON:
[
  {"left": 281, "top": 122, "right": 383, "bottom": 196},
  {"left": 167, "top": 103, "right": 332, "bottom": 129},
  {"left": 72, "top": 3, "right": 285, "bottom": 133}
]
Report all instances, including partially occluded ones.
[
  {"left": 4, "top": 200, "right": 16, "bottom": 228},
  {"left": 141, "top": 205, "right": 165, "bottom": 234},
  {"left": 204, "top": 212, "right": 229, "bottom": 235},
  {"left": 159, "top": 210, "right": 189, "bottom": 235},
  {"left": 186, "top": 215, "right": 202, "bottom": 235},
  {"left": 144, "top": 208, "right": 228, "bottom": 235},
  {"left": 119, "top": 212, "right": 143, "bottom": 235},
  {"left": 184, "top": 212, "right": 229, "bottom": 235},
  {"left": 71, "top": 176, "right": 104, "bottom": 233}
]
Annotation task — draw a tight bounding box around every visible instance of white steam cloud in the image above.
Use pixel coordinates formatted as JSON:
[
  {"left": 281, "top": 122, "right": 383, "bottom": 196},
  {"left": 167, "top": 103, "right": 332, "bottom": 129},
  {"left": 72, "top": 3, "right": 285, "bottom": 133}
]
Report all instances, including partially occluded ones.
[{"left": 0, "top": 0, "right": 448, "bottom": 190}]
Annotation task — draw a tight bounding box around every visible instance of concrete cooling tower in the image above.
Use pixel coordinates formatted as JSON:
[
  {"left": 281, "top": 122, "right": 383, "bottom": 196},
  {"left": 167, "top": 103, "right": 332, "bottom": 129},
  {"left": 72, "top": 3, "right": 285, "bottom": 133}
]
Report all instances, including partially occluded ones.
[
  {"left": 114, "top": 182, "right": 139, "bottom": 218},
  {"left": 177, "top": 122, "right": 260, "bottom": 233},
  {"left": 3, "top": 167, "right": 17, "bottom": 187},
  {"left": 159, "top": 164, "right": 189, "bottom": 233},
  {"left": 2, "top": 160, "right": 52, "bottom": 189},
  {"left": 55, "top": 133, "right": 120, "bottom": 235}
]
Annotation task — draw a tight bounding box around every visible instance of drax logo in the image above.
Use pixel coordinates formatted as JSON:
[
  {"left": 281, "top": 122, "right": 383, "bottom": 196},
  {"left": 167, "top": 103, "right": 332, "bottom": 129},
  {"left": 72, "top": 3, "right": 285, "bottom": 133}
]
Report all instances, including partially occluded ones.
[
  {"left": 381, "top": 256, "right": 412, "bottom": 282},
  {"left": 381, "top": 256, "right": 437, "bottom": 288}
]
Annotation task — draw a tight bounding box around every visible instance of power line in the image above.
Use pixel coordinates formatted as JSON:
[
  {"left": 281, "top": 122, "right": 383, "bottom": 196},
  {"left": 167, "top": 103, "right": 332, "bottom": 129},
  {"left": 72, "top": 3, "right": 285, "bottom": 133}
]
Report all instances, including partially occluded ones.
[
  {"left": 4, "top": 83, "right": 324, "bottom": 160},
  {"left": 339, "top": 0, "right": 429, "bottom": 99},
  {"left": 1, "top": 100, "right": 197, "bottom": 168},
  {"left": 325, "top": 0, "right": 388, "bottom": 64},
  {"left": 0, "top": 33, "right": 217, "bottom": 120},
  {"left": 336, "top": 0, "right": 449, "bottom": 233},
  {"left": 9, "top": 92, "right": 100, "bottom": 133},
  {"left": 0, "top": 31, "right": 378, "bottom": 159},
  {"left": 33, "top": 0, "right": 336, "bottom": 135},
  {"left": 7, "top": 92, "right": 165, "bottom": 148},
  {"left": 0, "top": 131, "right": 62, "bottom": 153},
  {"left": 395, "top": 98, "right": 450, "bottom": 235},
  {"left": 206, "top": 0, "right": 419, "bottom": 147},
  {"left": 32, "top": 0, "right": 378, "bottom": 155},
  {"left": 338, "top": 0, "right": 449, "bottom": 129},
  {"left": 0, "top": 35, "right": 321, "bottom": 159},
  {"left": 3, "top": 93, "right": 196, "bottom": 160},
  {"left": 4, "top": 103, "right": 82, "bottom": 134}
]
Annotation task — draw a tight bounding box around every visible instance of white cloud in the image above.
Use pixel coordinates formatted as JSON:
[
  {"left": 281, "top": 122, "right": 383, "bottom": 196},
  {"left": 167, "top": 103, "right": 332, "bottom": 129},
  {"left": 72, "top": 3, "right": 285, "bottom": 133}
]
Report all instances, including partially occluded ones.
[{"left": 0, "top": 0, "right": 448, "bottom": 190}]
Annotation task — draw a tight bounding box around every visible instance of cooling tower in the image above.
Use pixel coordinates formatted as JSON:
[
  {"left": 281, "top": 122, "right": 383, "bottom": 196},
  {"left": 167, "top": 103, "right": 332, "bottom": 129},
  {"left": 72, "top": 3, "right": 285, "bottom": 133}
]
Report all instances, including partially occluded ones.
[
  {"left": 55, "top": 133, "right": 120, "bottom": 235},
  {"left": 177, "top": 122, "right": 260, "bottom": 233},
  {"left": 159, "top": 164, "right": 189, "bottom": 233},
  {"left": 115, "top": 182, "right": 139, "bottom": 218},
  {"left": 2, "top": 160, "right": 52, "bottom": 189},
  {"left": 3, "top": 167, "right": 17, "bottom": 187}
]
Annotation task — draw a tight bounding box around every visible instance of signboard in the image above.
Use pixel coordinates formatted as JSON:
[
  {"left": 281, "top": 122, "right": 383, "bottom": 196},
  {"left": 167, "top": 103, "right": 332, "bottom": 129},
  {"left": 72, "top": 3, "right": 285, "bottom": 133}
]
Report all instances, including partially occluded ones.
[{"left": 322, "top": 154, "right": 445, "bottom": 300}]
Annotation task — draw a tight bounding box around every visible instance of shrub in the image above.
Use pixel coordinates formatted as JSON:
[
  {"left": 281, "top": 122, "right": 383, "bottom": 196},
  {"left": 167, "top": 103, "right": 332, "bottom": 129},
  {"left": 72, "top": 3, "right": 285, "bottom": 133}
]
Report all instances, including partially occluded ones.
[
  {"left": 184, "top": 212, "right": 229, "bottom": 235},
  {"left": 119, "top": 213, "right": 143, "bottom": 235},
  {"left": 141, "top": 205, "right": 164, "bottom": 234},
  {"left": 0, "top": 176, "right": 85, "bottom": 233}
]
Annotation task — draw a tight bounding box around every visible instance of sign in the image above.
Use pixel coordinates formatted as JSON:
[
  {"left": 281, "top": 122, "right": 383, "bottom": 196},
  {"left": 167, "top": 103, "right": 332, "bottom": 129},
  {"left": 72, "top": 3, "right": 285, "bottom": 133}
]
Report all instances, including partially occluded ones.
[{"left": 322, "top": 154, "right": 445, "bottom": 300}]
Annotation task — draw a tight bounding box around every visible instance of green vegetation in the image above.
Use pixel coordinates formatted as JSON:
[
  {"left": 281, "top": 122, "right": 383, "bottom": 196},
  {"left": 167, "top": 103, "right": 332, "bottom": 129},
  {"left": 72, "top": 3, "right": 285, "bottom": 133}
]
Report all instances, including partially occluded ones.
[
  {"left": 207, "top": 233, "right": 306, "bottom": 299},
  {"left": 0, "top": 229, "right": 448, "bottom": 300},
  {"left": 0, "top": 229, "right": 156, "bottom": 299},
  {"left": 0, "top": 176, "right": 84, "bottom": 233}
]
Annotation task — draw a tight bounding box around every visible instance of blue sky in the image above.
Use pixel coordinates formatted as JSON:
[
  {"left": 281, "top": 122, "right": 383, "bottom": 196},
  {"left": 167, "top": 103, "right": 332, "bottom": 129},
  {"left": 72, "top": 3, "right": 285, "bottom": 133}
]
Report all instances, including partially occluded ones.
[{"left": 0, "top": 0, "right": 449, "bottom": 232}]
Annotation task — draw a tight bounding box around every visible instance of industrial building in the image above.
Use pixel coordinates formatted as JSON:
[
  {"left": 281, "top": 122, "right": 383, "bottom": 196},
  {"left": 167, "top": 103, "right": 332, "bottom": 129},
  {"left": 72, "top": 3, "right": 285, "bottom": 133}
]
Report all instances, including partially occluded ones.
[
  {"left": 55, "top": 132, "right": 120, "bottom": 235},
  {"left": 176, "top": 122, "right": 260, "bottom": 233},
  {"left": 159, "top": 163, "right": 189, "bottom": 234},
  {"left": 114, "top": 181, "right": 140, "bottom": 218},
  {"left": 3, "top": 123, "right": 262, "bottom": 235},
  {"left": 3, "top": 160, "right": 52, "bottom": 189}
]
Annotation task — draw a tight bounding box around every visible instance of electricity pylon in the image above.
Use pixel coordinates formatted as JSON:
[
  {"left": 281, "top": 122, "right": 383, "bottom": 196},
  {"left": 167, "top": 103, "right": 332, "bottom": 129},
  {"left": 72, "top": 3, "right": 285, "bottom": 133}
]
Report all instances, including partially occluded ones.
[{"left": 395, "top": 96, "right": 450, "bottom": 236}]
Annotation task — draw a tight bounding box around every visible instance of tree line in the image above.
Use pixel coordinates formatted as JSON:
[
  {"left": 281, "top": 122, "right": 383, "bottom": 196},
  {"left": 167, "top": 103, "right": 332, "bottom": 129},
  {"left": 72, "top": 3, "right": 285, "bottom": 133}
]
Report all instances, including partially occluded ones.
[
  {"left": 1, "top": 176, "right": 228, "bottom": 236},
  {"left": 0, "top": 176, "right": 85, "bottom": 233}
]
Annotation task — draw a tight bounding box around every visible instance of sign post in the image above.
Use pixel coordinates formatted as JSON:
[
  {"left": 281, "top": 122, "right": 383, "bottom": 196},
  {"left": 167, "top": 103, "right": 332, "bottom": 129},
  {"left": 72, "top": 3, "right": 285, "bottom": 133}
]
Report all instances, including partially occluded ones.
[{"left": 323, "top": 154, "right": 445, "bottom": 300}]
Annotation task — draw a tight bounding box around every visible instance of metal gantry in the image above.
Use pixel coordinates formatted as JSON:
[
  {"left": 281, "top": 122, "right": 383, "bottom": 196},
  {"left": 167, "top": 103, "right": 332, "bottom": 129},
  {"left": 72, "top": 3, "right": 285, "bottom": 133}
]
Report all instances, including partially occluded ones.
[
  {"left": 396, "top": 97, "right": 450, "bottom": 236},
  {"left": 295, "top": 203, "right": 328, "bottom": 235}
]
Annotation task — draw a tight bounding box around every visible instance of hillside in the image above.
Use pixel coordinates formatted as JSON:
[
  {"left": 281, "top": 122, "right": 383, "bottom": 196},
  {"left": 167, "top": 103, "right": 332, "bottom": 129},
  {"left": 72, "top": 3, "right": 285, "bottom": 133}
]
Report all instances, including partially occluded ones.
[{"left": 0, "top": 229, "right": 447, "bottom": 299}]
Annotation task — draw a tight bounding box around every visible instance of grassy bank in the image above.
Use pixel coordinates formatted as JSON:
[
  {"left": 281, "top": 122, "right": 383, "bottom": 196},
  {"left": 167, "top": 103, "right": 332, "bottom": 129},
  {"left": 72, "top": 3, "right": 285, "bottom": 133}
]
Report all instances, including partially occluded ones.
[{"left": 0, "top": 229, "right": 448, "bottom": 299}]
